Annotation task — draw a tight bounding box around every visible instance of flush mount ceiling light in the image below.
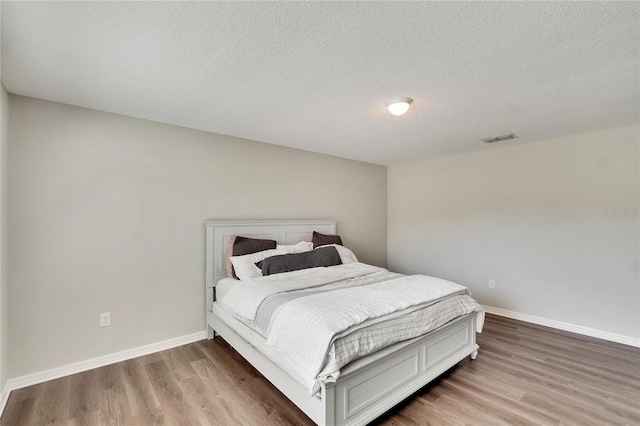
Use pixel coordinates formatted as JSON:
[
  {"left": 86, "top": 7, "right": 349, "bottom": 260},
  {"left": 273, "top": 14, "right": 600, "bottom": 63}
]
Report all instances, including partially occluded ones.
[{"left": 386, "top": 97, "right": 413, "bottom": 116}]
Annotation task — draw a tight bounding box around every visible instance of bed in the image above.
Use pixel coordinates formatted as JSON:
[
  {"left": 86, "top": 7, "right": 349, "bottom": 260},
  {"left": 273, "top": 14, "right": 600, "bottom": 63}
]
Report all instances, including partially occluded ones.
[{"left": 205, "top": 220, "right": 482, "bottom": 426}]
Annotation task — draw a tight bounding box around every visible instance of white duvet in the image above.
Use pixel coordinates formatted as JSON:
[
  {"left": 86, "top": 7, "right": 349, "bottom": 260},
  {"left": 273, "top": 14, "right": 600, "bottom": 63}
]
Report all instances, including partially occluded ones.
[{"left": 220, "top": 263, "right": 484, "bottom": 394}]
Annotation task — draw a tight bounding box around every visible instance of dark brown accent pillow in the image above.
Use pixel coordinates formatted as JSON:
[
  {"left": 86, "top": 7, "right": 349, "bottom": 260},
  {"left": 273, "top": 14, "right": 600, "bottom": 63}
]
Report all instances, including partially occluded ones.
[
  {"left": 312, "top": 231, "right": 343, "bottom": 248},
  {"left": 233, "top": 236, "right": 277, "bottom": 256},
  {"left": 227, "top": 236, "right": 277, "bottom": 279}
]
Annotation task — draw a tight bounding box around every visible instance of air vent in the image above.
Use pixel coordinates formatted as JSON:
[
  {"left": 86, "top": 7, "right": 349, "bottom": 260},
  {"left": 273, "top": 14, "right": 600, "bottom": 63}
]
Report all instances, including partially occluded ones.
[{"left": 480, "top": 133, "right": 518, "bottom": 143}]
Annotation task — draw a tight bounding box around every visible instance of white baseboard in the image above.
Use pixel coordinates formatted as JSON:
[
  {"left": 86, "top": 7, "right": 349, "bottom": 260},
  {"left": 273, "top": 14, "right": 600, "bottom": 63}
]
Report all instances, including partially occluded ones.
[
  {"left": 4, "top": 330, "right": 207, "bottom": 400},
  {"left": 0, "top": 382, "right": 9, "bottom": 418},
  {"left": 483, "top": 306, "right": 640, "bottom": 348}
]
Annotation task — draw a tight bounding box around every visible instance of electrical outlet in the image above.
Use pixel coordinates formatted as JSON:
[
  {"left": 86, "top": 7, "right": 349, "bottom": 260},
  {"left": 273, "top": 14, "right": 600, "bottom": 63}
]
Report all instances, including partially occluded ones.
[
  {"left": 488, "top": 280, "right": 496, "bottom": 289},
  {"left": 100, "top": 312, "right": 111, "bottom": 327}
]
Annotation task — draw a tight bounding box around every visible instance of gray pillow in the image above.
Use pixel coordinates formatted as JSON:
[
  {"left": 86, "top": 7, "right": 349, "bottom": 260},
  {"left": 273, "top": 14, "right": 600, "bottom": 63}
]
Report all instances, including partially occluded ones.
[{"left": 257, "top": 246, "right": 342, "bottom": 276}]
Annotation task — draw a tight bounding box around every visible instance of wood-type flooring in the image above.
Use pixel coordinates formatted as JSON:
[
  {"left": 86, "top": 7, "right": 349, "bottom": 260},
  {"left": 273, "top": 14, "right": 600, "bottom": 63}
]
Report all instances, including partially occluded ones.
[{"left": 2, "top": 314, "right": 638, "bottom": 425}]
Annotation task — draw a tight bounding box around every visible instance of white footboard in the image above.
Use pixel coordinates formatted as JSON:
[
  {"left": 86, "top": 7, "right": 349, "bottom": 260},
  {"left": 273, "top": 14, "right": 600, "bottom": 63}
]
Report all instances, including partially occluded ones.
[
  {"left": 209, "top": 310, "right": 477, "bottom": 426},
  {"left": 327, "top": 314, "right": 478, "bottom": 426}
]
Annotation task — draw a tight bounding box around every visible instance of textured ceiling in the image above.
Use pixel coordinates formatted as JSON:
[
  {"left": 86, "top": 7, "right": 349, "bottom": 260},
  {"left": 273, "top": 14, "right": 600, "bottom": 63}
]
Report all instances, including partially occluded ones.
[{"left": 2, "top": 1, "right": 638, "bottom": 165}]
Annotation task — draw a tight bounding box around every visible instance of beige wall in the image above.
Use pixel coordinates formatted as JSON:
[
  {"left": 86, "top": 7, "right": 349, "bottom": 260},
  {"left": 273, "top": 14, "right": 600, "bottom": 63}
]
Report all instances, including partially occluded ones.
[
  {"left": 389, "top": 125, "right": 639, "bottom": 340},
  {"left": 8, "top": 95, "right": 387, "bottom": 378},
  {"left": 0, "top": 85, "right": 8, "bottom": 391},
  {"left": 6, "top": 92, "right": 638, "bottom": 380}
]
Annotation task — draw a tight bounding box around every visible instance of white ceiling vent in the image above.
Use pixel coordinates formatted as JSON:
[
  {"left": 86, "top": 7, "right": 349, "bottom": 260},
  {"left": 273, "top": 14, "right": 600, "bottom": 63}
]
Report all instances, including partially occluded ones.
[{"left": 480, "top": 133, "right": 518, "bottom": 143}]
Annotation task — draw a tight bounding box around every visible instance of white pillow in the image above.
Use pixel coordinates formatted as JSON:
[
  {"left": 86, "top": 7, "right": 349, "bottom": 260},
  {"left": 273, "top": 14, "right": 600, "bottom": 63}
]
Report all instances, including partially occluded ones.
[
  {"left": 230, "top": 248, "right": 287, "bottom": 280},
  {"left": 316, "top": 244, "right": 358, "bottom": 264},
  {"left": 276, "top": 241, "right": 313, "bottom": 254}
]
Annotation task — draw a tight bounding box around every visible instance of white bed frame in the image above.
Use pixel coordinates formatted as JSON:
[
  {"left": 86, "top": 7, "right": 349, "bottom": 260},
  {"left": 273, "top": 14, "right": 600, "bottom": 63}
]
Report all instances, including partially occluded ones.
[{"left": 205, "top": 220, "right": 479, "bottom": 426}]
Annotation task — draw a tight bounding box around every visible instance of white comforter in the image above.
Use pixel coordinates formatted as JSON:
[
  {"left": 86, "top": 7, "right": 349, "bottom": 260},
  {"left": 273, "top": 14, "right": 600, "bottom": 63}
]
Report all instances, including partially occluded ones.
[
  {"left": 220, "top": 263, "right": 484, "bottom": 394},
  {"left": 221, "top": 262, "right": 386, "bottom": 320}
]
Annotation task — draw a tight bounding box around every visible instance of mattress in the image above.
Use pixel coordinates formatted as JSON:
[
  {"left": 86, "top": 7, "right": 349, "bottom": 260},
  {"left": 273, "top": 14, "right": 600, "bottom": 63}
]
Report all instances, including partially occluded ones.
[{"left": 216, "top": 277, "right": 237, "bottom": 302}]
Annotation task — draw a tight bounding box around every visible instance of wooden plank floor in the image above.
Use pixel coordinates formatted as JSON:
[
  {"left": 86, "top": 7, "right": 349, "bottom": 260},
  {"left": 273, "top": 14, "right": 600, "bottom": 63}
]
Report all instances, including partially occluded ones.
[{"left": 2, "top": 314, "right": 639, "bottom": 425}]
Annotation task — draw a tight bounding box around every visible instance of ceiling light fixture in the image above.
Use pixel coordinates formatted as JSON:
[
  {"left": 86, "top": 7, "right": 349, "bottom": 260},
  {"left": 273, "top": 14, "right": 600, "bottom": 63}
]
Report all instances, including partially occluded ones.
[{"left": 386, "top": 97, "right": 413, "bottom": 116}]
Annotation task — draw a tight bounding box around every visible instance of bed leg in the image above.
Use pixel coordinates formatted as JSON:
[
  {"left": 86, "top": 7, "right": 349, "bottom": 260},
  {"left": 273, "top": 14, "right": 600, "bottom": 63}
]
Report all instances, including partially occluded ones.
[
  {"left": 470, "top": 350, "right": 478, "bottom": 360},
  {"left": 207, "top": 326, "right": 216, "bottom": 340}
]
